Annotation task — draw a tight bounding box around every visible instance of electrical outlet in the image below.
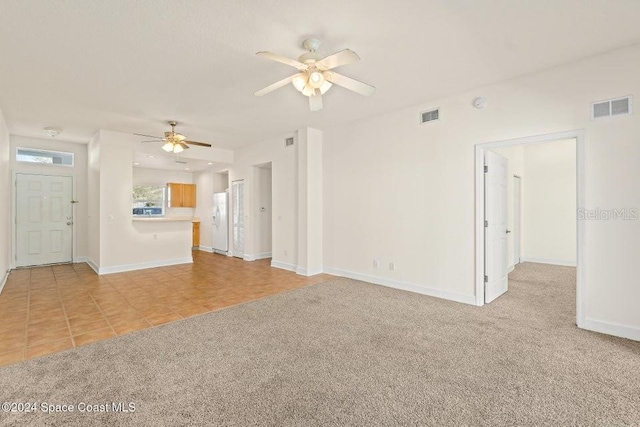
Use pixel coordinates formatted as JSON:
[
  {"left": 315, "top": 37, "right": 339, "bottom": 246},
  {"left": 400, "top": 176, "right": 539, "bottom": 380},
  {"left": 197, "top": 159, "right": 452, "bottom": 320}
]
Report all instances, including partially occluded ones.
[
  {"left": 373, "top": 259, "right": 379, "bottom": 268},
  {"left": 389, "top": 262, "right": 395, "bottom": 271}
]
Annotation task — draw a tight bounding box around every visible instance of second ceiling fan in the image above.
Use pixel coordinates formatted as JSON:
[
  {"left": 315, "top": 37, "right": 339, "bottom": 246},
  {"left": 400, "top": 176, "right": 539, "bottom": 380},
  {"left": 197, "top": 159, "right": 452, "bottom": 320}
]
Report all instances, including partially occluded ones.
[
  {"left": 254, "top": 38, "right": 375, "bottom": 111},
  {"left": 134, "top": 121, "right": 212, "bottom": 154}
]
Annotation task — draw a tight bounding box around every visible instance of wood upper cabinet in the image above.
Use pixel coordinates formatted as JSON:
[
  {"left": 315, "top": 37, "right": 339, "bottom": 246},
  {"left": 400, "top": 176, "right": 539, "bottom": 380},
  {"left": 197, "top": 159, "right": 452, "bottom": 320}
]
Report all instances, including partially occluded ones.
[{"left": 167, "top": 183, "right": 197, "bottom": 207}]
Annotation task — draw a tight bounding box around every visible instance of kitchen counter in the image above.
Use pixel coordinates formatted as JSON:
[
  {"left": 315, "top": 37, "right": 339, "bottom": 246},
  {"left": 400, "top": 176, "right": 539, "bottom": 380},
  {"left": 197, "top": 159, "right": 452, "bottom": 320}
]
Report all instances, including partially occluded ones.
[{"left": 133, "top": 216, "right": 199, "bottom": 222}]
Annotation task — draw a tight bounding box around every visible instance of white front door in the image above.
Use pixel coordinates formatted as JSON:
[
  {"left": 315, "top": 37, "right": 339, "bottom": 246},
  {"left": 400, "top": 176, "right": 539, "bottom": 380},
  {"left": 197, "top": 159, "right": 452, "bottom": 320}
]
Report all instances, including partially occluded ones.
[
  {"left": 484, "top": 152, "right": 509, "bottom": 303},
  {"left": 231, "top": 180, "right": 245, "bottom": 258},
  {"left": 513, "top": 176, "right": 522, "bottom": 265},
  {"left": 16, "top": 174, "right": 73, "bottom": 267}
]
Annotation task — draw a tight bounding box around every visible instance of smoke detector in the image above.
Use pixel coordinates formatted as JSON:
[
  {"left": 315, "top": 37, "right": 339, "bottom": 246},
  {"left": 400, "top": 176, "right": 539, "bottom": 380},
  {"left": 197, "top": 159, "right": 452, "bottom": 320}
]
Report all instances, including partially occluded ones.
[
  {"left": 473, "top": 97, "right": 487, "bottom": 109},
  {"left": 44, "top": 127, "right": 62, "bottom": 137}
]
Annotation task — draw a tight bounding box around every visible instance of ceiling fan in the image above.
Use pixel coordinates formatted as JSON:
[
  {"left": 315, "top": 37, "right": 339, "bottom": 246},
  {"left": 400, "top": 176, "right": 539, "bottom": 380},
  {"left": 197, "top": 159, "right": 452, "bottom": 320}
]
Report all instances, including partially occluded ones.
[
  {"left": 134, "top": 121, "right": 212, "bottom": 153},
  {"left": 254, "top": 38, "right": 375, "bottom": 111}
]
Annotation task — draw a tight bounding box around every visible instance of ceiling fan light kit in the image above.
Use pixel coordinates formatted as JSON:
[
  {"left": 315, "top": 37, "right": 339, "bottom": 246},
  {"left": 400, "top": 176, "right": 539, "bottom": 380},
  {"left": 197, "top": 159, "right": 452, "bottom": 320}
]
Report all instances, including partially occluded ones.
[{"left": 255, "top": 38, "right": 375, "bottom": 111}]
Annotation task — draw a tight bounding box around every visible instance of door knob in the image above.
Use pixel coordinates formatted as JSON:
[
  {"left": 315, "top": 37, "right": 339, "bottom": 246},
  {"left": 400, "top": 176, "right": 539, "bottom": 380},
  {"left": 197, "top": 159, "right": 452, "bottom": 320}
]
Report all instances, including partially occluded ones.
[
  {"left": 67, "top": 221, "right": 73, "bottom": 226},
  {"left": 506, "top": 230, "right": 511, "bottom": 234}
]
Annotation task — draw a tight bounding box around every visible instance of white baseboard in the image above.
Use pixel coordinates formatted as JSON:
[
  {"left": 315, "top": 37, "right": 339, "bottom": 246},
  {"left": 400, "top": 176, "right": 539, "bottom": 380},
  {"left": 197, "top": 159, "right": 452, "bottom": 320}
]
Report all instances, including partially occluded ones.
[
  {"left": 323, "top": 267, "right": 476, "bottom": 306},
  {"left": 0, "top": 270, "right": 9, "bottom": 295},
  {"left": 74, "top": 256, "right": 90, "bottom": 264},
  {"left": 271, "top": 260, "right": 297, "bottom": 272},
  {"left": 86, "top": 258, "right": 100, "bottom": 275},
  {"left": 244, "top": 252, "right": 272, "bottom": 261},
  {"left": 198, "top": 245, "right": 214, "bottom": 253},
  {"left": 254, "top": 252, "right": 272, "bottom": 260},
  {"left": 520, "top": 257, "right": 577, "bottom": 267},
  {"left": 582, "top": 318, "right": 640, "bottom": 342},
  {"left": 97, "top": 257, "right": 193, "bottom": 275},
  {"left": 296, "top": 267, "right": 323, "bottom": 277},
  {"left": 507, "top": 265, "right": 515, "bottom": 273}
]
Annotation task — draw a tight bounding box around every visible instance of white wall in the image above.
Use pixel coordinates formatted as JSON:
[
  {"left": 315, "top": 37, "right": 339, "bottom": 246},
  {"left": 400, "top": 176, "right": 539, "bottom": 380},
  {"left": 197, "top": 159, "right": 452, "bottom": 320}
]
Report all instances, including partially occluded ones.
[
  {"left": 9, "top": 135, "right": 89, "bottom": 261},
  {"left": 230, "top": 132, "right": 298, "bottom": 267},
  {"left": 0, "top": 111, "right": 11, "bottom": 289},
  {"left": 523, "top": 139, "right": 576, "bottom": 265},
  {"left": 133, "top": 167, "right": 194, "bottom": 217},
  {"left": 253, "top": 166, "right": 272, "bottom": 257},
  {"left": 90, "top": 130, "right": 192, "bottom": 273},
  {"left": 489, "top": 146, "right": 524, "bottom": 270},
  {"left": 323, "top": 44, "right": 640, "bottom": 337}
]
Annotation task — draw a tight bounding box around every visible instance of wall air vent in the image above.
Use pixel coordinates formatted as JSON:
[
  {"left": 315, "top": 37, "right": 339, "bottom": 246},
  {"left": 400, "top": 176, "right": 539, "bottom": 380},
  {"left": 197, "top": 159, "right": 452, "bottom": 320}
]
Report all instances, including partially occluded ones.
[
  {"left": 285, "top": 137, "right": 294, "bottom": 147},
  {"left": 420, "top": 108, "right": 440, "bottom": 124},
  {"left": 591, "top": 96, "right": 632, "bottom": 120}
]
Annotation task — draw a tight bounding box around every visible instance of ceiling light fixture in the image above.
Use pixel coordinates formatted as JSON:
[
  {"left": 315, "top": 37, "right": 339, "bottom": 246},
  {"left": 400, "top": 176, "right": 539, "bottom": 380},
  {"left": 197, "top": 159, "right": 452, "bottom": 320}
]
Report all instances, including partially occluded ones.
[{"left": 44, "top": 127, "right": 62, "bottom": 137}]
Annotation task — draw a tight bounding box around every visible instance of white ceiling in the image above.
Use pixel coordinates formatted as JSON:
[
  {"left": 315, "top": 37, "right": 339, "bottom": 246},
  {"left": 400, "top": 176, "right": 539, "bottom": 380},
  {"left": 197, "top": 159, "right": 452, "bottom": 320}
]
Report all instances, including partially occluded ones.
[{"left": 1, "top": 0, "right": 639, "bottom": 149}]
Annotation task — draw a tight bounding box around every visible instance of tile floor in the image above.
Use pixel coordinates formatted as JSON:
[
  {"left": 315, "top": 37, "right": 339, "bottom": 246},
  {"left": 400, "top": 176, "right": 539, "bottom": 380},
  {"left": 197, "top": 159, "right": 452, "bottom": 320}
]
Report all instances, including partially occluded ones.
[{"left": 0, "top": 251, "right": 333, "bottom": 367}]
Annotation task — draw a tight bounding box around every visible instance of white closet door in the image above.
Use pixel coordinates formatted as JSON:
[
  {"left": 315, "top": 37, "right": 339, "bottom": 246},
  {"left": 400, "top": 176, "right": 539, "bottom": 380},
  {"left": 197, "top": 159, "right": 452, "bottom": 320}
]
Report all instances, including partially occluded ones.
[{"left": 232, "top": 180, "right": 245, "bottom": 258}]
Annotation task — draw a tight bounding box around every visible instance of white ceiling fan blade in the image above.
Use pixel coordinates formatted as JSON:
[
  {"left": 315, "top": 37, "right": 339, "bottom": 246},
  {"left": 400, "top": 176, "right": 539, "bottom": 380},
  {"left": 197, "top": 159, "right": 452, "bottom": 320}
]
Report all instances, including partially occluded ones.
[
  {"left": 309, "top": 93, "right": 323, "bottom": 111},
  {"left": 324, "top": 71, "right": 376, "bottom": 96},
  {"left": 256, "top": 51, "right": 308, "bottom": 71},
  {"left": 317, "top": 49, "right": 360, "bottom": 70},
  {"left": 254, "top": 75, "right": 297, "bottom": 96}
]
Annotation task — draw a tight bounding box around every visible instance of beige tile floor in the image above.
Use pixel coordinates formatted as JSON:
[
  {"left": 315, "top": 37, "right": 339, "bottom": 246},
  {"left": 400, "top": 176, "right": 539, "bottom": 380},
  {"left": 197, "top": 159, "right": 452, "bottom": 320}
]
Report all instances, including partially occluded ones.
[{"left": 0, "top": 251, "right": 333, "bottom": 367}]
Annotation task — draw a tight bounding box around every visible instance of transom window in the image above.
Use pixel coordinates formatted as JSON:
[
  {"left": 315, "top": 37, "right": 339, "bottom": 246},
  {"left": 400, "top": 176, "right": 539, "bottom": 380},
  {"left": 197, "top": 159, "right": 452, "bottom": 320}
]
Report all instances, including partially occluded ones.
[{"left": 16, "top": 147, "right": 74, "bottom": 167}]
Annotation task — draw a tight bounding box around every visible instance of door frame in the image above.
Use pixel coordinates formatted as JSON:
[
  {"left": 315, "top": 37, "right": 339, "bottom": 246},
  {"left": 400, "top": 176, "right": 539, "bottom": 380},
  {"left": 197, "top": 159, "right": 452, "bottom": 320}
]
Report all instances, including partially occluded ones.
[
  {"left": 513, "top": 174, "right": 522, "bottom": 267},
  {"left": 474, "top": 130, "right": 585, "bottom": 329},
  {"left": 12, "top": 172, "right": 76, "bottom": 268}
]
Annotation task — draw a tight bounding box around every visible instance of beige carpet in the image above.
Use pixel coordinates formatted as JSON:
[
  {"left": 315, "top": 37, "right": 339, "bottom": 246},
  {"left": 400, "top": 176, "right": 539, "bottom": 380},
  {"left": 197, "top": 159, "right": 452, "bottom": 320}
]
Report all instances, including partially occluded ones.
[{"left": 1, "top": 262, "right": 639, "bottom": 426}]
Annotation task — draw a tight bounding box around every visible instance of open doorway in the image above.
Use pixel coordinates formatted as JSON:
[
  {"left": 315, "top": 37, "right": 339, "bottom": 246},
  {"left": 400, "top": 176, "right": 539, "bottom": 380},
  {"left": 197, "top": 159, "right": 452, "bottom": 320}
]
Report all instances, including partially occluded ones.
[{"left": 475, "top": 130, "right": 585, "bottom": 328}]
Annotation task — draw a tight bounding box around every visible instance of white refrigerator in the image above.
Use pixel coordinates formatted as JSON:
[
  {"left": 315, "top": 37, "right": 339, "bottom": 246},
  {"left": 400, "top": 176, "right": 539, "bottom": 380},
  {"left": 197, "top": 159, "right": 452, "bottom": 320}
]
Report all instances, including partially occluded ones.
[{"left": 212, "top": 192, "right": 229, "bottom": 254}]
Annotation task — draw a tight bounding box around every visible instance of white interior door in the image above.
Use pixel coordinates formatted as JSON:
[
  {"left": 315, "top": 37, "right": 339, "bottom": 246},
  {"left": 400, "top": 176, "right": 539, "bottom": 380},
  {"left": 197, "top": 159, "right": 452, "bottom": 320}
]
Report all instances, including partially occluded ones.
[
  {"left": 212, "top": 192, "right": 228, "bottom": 253},
  {"left": 16, "top": 174, "right": 73, "bottom": 267},
  {"left": 513, "top": 176, "right": 522, "bottom": 265},
  {"left": 484, "top": 152, "right": 509, "bottom": 303},
  {"left": 231, "top": 180, "right": 245, "bottom": 258}
]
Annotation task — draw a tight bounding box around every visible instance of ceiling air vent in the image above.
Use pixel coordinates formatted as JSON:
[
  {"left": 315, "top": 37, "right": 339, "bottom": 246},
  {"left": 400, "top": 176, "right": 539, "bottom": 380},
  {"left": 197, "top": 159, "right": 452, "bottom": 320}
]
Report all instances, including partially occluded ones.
[
  {"left": 591, "top": 96, "right": 632, "bottom": 120},
  {"left": 285, "top": 137, "right": 294, "bottom": 147},
  {"left": 420, "top": 108, "right": 440, "bottom": 124}
]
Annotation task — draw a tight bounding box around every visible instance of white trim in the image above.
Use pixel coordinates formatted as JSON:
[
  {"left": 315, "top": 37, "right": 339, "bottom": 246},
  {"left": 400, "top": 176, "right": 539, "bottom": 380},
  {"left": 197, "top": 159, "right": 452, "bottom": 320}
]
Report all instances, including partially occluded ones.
[
  {"left": 97, "top": 257, "right": 193, "bottom": 275},
  {"left": 507, "top": 265, "right": 515, "bottom": 274},
  {"left": 86, "top": 258, "right": 100, "bottom": 275},
  {"left": 520, "top": 257, "right": 577, "bottom": 267},
  {"left": 582, "top": 318, "right": 640, "bottom": 342},
  {"left": 243, "top": 254, "right": 255, "bottom": 261},
  {"left": 296, "top": 267, "right": 323, "bottom": 277},
  {"left": 73, "top": 256, "right": 90, "bottom": 264},
  {"left": 271, "top": 260, "right": 297, "bottom": 272},
  {"left": 197, "top": 245, "right": 213, "bottom": 253},
  {"left": 474, "top": 129, "right": 586, "bottom": 328},
  {"left": 324, "top": 267, "right": 476, "bottom": 306},
  {"left": 0, "top": 270, "right": 9, "bottom": 295},
  {"left": 254, "top": 252, "right": 272, "bottom": 260}
]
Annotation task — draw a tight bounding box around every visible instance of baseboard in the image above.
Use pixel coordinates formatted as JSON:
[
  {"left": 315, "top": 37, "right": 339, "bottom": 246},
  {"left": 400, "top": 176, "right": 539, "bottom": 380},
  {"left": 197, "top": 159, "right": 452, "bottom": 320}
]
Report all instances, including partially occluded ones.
[
  {"left": 243, "top": 254, "right": 255, "bottom": 261},
  {"left": 74, "top": 256, "right": 90, "bottom": 264},
  {"left": 0, "top": 270, "right": 9, "bottom": 295},
  {"left": 254, "top": 252, "right": 272, "bottom": 260},
  {"left": 520, "top": 257, "right": 577, "bottom": 267},
  {"left": 296, "top": 267, "right": 323, "bottom": 277},
  {"left": 98, "top": 257, "right": 193, "bottom": 275},
  {"left": 86, "top": 258, "right": 100, "bottom": 275},
  {"left": 582, "top": 318, "right": 640, "bottom": 342},
  {"left": 323, "top": 267, "right": 476, "bottom": 306},
  {"left": 507, "top": 265, "right": 515, "bottom": 273},
  {"left": 271, "top": 260, "right": 297, "bottom": 272},
  {"left": 198, "top": 245, "right": 214, "bottom": 253}
]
